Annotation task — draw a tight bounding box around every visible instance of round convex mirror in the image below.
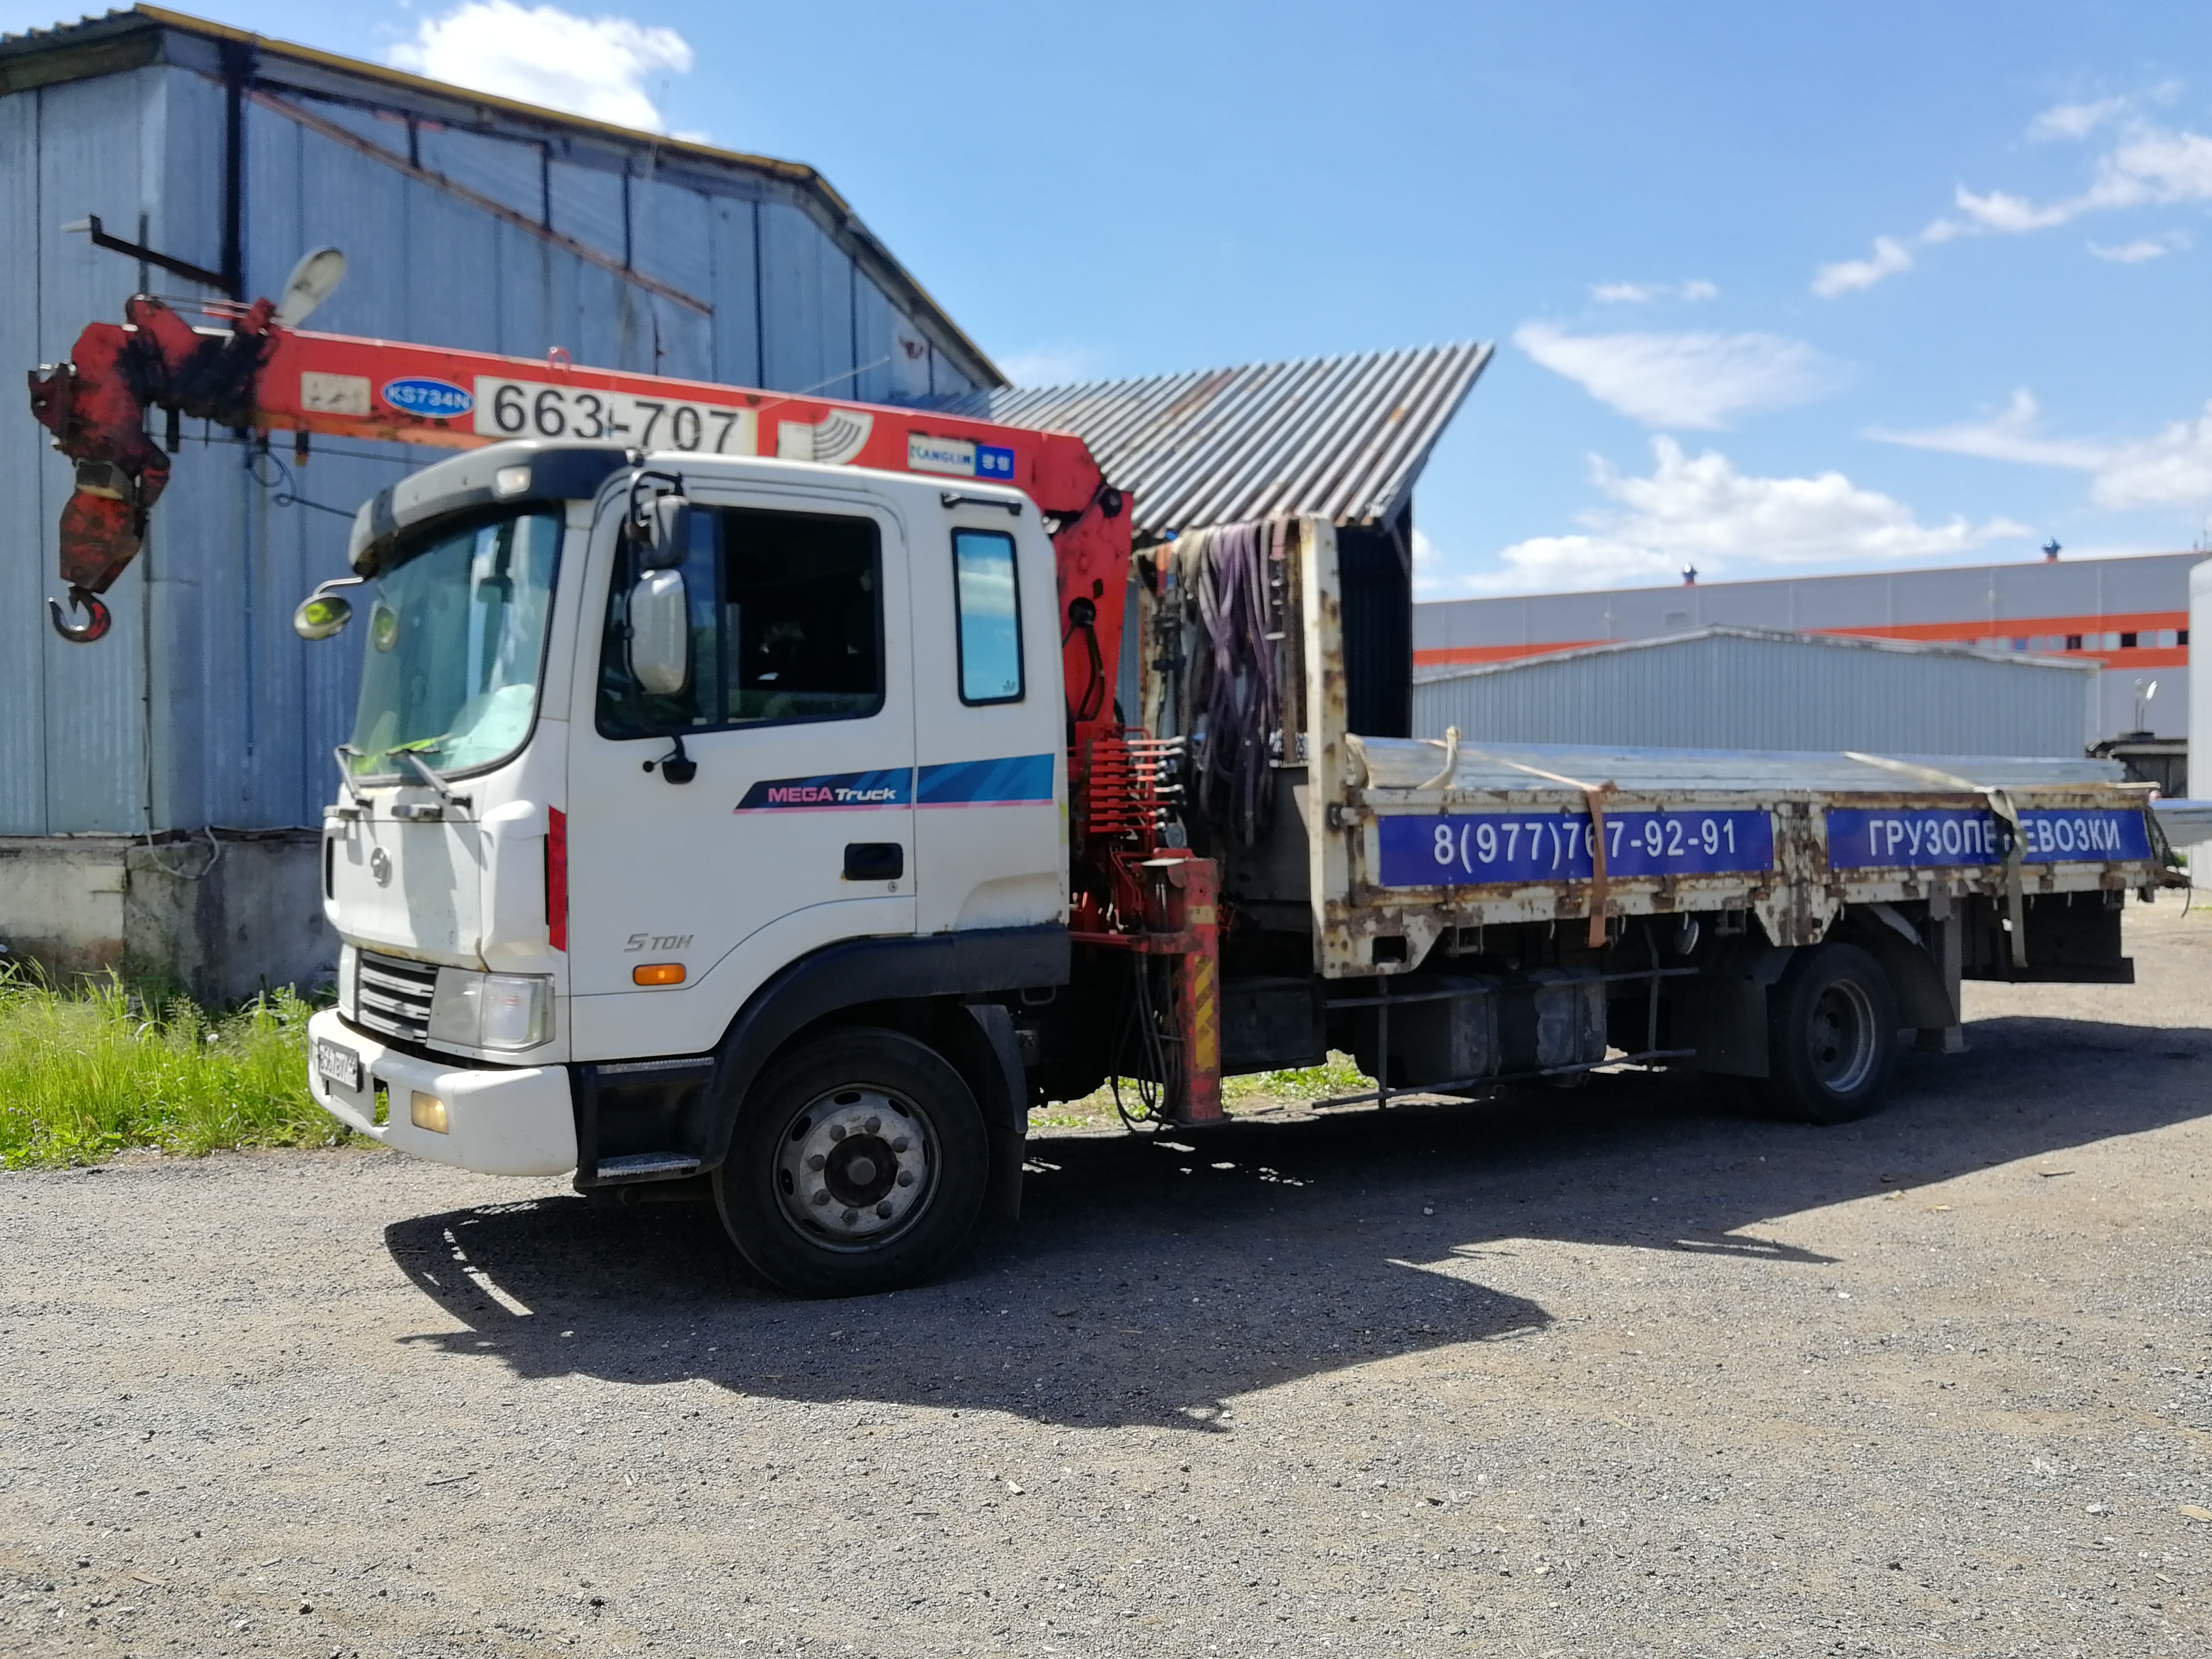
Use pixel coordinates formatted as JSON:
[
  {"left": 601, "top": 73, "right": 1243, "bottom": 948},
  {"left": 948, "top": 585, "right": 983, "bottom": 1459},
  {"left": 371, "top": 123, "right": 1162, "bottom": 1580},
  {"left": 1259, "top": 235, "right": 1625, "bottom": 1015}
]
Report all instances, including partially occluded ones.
[{"left": 292, "top": 591, "right": 354, "bottom": 641}]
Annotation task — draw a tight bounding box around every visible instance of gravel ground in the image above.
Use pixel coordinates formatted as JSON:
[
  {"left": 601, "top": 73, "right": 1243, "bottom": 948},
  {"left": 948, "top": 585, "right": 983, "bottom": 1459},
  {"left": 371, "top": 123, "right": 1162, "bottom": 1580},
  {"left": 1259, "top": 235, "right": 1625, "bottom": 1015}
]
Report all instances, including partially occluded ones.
[{"left": 4, "top": 893, "right": 2211, "bottom": 1659}]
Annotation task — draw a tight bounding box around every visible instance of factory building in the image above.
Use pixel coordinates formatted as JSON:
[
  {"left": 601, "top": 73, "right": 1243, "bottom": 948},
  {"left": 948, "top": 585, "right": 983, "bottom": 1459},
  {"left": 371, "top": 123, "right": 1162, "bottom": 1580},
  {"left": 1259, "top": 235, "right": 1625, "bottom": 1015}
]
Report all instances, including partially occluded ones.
[
  {"left": 1413, "top": 627, "right": 2097, "bottom": 760},
  {"left": 1416, "top": 551, "right": 2201, "bottom": 748},
  {"left": 0, "top": 6, "right": 1002, "bottom": 993},
  {"left": 0, "top": 10, "right": 1497, "bottom": 997}
]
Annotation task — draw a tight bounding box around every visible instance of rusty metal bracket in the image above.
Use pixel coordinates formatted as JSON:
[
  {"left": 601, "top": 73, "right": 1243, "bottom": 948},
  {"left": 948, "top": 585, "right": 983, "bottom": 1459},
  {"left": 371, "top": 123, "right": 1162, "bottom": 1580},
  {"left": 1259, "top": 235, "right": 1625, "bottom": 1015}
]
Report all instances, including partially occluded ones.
[{"left": 63, "top": 215, "right": 231, "bottom": 294}]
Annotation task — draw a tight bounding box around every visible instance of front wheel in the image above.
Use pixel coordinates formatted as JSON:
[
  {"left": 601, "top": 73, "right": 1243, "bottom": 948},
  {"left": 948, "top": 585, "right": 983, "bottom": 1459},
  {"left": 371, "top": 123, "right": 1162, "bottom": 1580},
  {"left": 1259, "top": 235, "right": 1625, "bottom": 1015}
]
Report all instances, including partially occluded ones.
[
  {"left": 1760, "top": 943, "right": 1899, "bottom": 1125},
  {"left": 713, "top": 1027, "right": 989, "bottom": 1297}
]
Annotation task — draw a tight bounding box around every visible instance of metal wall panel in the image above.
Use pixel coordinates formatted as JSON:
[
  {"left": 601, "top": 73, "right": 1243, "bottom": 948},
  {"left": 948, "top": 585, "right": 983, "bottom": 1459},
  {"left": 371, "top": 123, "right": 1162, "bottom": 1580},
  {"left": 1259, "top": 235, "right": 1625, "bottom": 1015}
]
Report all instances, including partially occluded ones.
[
  {"left": 632, "top": 178, "right": 709, "bottom": 300},
  {"left": 929, "top": 346, "right": 978, "bottom": 401},
  {"left": 0, "top": 86, "right": 47, "bottom": 833},
  {"left": 29, "top": 68, "right": 164, "bottom": 834},
  {"left": 1412, "top": 632, "right": 2096, "bottom": 759},
  {"left": 417, "top": 124, "right": 541, "bottom": 223},
  {"left": 708, "top": 196, "right": 761, "bottom": 388},
  {"left": 758, "top": 198, "right": 853, "bottom": 394},
  {"left": 547, "top": 156, "right": 626, "bottom": 265},
  {"left": 304, "top": 99, "right": 405, "bottom": 159},
  {"left": 852, "top": 267, "right": 897, "bottom": 405}
]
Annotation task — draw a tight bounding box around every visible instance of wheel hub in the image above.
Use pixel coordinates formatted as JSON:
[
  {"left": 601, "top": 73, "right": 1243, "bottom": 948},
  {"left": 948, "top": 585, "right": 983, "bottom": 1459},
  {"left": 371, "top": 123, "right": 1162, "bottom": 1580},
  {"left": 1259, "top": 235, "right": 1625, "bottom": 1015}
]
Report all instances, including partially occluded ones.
[
  {"left": 774, "top": 1087, "right": 933, "bottom": 1246},
  {"left": 1806, "top": 979, "right": 1878, "bottom": 1094}
]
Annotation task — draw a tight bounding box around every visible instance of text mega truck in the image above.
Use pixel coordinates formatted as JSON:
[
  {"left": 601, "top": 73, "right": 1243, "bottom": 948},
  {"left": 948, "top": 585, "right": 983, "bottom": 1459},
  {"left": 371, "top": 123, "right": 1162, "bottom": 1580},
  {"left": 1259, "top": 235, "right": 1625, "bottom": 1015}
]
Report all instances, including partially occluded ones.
[{"left": 27, "top": 281, "right": 2182, "bottom": 1294}]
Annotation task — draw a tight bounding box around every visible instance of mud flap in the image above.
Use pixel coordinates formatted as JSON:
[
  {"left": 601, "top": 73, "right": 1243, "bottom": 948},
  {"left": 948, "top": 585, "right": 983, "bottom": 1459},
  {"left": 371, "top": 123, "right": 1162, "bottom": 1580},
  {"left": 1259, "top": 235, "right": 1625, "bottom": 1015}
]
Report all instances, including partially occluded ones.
[{"left": 963, "top": 1002, "right": 1029, "bottom": 1221}]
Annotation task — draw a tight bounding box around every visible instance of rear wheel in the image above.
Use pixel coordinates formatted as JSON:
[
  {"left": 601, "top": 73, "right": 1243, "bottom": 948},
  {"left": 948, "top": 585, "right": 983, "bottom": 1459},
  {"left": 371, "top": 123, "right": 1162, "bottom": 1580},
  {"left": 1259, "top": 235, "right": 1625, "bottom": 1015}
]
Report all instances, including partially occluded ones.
[
  {"left": 713, "top": 1027, "right": 988, "bottom": 1297},
  {"left": 1760, "top": 943, "right": 1899, "bottom": 1125}
]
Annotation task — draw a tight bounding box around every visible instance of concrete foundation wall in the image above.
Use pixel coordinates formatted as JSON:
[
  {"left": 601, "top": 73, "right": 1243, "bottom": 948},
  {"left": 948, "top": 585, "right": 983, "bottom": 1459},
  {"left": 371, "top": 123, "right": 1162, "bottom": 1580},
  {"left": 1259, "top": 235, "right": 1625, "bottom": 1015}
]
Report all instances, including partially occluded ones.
[{"left": 0, "top": 830, "right": 335, "bottom": 1004}]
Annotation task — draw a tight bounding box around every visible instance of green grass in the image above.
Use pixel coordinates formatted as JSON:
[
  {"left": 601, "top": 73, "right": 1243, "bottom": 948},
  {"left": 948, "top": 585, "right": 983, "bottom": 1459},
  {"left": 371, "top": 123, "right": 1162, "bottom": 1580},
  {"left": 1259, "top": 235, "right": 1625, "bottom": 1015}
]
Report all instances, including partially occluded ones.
[
  {"left": 1030, "top": 1051, "right": 1377, "bottom": 1130},
  {"left": 0, "top": 967, "right": 349, "bottom": 1169}
]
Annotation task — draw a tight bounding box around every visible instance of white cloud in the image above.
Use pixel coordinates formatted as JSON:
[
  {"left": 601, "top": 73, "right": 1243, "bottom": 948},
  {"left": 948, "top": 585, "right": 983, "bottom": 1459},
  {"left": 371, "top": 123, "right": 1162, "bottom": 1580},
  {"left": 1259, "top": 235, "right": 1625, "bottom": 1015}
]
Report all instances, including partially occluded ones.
[
  {"left": 2092, "top": 404, "right": 2212, "bottom": 508},
  {"left": 1951, "top": 185, "right": 2074, "bottom": 235},
  {"left": 1867, "top": 389, "right": 2111, "bottom": 470},
  {"left": 2089, "top": 126, "right": 2212, "bottom": 209},
  {"left": 1479, "top": 438, "right": 2028, "bottom": 593},
  {"left": 1514, "top": 322, "right": 1836, "bottom": 429},
  {"left": 1410, "top": 528, "right": 1449, "bottom": 596},
  {"left": 1818, "top": 97, "right": 2212, "bottom": 291},
  {"left": 1812, "top": 235, "right": 1915, "bottom": 297},
  {"left": 1589, "top": 279, "right": 1719, "bottom": 304},
  {"left": 2030, "top": 96, "right": 2130, "bottom": 142},
  {"left": 1869, "top": 388, "right": 2212, "bottom": 511},
  {"left": 2088, "top": 232, "right": 2188, "bottom": 262},
  {"left": 389, "top": 1, "right": 693, "bottom": 132}
]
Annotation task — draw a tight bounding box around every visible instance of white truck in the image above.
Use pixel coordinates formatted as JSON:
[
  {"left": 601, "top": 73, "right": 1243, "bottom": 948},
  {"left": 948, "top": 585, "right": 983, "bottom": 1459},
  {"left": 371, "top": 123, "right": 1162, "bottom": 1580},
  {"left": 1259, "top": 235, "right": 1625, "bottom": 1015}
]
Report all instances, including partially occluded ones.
[{"left": 29, "top": 296, "right": 2179, "bottom": 1295}]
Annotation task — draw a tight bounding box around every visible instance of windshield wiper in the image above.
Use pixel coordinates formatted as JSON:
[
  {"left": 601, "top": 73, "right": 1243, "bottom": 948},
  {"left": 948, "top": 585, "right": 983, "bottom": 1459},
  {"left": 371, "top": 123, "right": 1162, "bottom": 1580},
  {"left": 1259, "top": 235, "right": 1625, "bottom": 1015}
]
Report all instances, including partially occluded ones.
[
  {"left": 397, "top": 749, "right": 474, "bottom": 819},
  {"left": 331, "top": 745, "right": 367, "bottom": 813}
]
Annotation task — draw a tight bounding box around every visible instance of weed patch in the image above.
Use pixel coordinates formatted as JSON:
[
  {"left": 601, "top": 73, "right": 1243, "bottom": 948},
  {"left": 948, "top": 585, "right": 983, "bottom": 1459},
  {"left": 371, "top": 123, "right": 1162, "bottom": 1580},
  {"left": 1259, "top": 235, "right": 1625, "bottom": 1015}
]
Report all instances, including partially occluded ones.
[{"left": 0, "top": 969, "right": 346, "bottom": 1168}]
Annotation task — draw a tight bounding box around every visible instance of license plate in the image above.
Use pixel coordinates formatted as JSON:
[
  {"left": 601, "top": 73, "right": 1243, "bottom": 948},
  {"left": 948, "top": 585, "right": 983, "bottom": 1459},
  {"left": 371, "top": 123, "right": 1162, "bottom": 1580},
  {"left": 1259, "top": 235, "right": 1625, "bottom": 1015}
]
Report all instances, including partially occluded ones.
[
  {"left": 473, "top": 376, "right": 760, "bottom": 455},
  {"left": 315, "top": 1037, "right": 362, "bottom": 1093}
]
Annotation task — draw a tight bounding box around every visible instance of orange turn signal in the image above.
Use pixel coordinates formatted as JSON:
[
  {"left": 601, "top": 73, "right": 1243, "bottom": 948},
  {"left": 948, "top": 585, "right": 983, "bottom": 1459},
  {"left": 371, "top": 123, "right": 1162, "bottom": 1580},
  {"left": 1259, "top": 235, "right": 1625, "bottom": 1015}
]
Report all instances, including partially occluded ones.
[{"left": 632, "top": 962, "right": 686, "bottom": 986}]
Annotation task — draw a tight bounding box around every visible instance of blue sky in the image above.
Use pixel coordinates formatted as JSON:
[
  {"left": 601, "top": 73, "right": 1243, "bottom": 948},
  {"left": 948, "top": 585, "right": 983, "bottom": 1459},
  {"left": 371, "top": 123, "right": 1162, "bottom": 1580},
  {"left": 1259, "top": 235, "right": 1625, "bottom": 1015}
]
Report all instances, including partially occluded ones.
[{"left": 11, "top": 0, "right": 2212, "bottom": 594}]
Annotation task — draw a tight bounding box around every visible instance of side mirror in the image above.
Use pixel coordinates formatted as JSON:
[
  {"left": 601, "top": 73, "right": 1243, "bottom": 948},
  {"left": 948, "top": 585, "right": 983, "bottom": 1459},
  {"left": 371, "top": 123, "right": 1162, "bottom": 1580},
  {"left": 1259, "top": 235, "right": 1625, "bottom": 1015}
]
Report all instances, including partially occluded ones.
[
  {"left": 292, "top": 575, "right": 364, "bottom": 640},
  {"left": 627, "top": 567, "right": 690, "bottom": 695},
  {"left": 632, "top": 493, "right": 692, "bottom": 572}
]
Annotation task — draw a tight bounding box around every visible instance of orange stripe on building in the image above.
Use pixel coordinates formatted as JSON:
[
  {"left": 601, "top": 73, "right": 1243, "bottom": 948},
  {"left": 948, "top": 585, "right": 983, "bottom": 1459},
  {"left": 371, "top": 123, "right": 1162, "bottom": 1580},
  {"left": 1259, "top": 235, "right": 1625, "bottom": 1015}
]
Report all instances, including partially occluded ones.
[{"left": 1414, "top": 611, "right": 2190, "bottom": 673}]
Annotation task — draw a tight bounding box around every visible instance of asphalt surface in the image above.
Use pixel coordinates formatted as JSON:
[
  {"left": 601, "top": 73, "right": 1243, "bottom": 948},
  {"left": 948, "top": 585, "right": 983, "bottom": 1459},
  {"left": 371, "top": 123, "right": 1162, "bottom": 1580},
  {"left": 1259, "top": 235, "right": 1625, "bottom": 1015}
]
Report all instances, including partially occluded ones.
[{"left": 3, "top": 894, "right": 2210, "bottom": 1658}]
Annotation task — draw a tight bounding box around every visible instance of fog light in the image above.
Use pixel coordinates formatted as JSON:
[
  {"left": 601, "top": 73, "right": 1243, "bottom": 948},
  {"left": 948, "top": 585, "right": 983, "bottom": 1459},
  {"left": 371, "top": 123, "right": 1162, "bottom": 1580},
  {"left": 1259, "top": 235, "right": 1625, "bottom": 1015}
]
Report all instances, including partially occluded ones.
[
  {"left": 410, "top": 1091, "right": 448, "bottom": 1133},
  {"left": 632, "top": 962, "right": 685, "bottom": 986},
  {"left": 492, "top": 464, "right": 532, "bottom": 497}
]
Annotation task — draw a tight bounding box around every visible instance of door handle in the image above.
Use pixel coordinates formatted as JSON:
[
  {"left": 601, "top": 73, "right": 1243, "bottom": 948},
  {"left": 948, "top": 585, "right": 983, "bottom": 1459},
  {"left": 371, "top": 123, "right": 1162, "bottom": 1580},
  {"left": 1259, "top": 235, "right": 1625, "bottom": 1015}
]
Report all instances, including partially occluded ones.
[{"left": 843, "top": 842, "right": 904, "bottom": 881}]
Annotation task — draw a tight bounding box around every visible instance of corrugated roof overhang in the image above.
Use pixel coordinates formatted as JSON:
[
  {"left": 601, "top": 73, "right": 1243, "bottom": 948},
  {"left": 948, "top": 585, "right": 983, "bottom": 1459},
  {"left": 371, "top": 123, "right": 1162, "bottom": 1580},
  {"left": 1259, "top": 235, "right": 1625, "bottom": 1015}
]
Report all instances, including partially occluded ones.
[{"left": 951, "top": 341, "right": 1491, "bottom": 540}]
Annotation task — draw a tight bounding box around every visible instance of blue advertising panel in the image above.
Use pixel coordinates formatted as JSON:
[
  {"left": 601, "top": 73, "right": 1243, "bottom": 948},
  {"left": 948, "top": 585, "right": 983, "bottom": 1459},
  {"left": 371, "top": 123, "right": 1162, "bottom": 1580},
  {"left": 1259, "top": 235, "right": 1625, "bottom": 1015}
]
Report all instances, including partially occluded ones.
[
  {"left": 1377, "top": 809, "right": 1775, "bottom": 888},
  {"left": 1825, "top": 806, "right": 2152, "bottom": 869}
]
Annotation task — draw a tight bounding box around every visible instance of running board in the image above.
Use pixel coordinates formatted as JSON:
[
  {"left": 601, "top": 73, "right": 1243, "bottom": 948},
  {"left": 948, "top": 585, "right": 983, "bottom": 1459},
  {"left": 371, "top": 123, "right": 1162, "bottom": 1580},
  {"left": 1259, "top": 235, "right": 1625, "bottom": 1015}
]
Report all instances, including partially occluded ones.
[{"left": 593, "top": 1152, "right": 702, "bottom": 1184}]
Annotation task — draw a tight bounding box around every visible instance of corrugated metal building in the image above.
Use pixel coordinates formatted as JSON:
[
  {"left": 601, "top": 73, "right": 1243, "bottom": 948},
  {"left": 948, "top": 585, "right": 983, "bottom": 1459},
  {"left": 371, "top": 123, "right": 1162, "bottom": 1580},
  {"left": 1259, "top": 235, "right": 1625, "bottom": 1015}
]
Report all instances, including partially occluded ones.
[
  {"left": 1413, "top": 627, "right": 2097, "bottom": 759},
  {"left": 959, "top": 343, "right": 1494, "bottom": 737},
  {"left": 1, "top": 5, "right": 1001, "bottom": 842},
  {"left": 1416, "top": 551, "right": 2199, "bottom": 744}
]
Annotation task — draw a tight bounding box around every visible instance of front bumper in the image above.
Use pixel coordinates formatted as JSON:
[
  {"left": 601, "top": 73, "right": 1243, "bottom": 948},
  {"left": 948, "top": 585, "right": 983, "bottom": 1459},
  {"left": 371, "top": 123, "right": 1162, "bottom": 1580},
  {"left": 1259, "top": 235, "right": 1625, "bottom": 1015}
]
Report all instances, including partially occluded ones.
[{"left": 306, "top": 1009, "right": 577, "bottom": 1176}]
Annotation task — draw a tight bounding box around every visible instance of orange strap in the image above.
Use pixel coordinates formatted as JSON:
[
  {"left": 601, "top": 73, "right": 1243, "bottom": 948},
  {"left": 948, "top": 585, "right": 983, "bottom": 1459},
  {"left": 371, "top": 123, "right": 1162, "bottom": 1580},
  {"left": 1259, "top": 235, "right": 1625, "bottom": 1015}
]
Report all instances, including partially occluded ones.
[{"left": 1457, "top": 750, "right": 1618, "bottom": 948}]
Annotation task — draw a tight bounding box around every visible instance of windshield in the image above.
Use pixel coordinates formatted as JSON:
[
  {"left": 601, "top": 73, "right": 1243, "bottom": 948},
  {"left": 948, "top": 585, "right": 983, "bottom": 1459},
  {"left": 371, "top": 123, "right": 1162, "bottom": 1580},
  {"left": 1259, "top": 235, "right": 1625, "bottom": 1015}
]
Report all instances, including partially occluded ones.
[{"left": 347, "top": 508, "right": 563, "bottom": 779}]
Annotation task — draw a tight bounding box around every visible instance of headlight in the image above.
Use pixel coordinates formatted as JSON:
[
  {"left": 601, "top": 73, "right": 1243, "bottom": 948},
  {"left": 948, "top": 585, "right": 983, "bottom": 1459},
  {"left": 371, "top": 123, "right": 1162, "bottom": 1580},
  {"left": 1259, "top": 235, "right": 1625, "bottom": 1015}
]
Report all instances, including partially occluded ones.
[
  {"left": 429, "top": 968, "right": 553, "bottom": 1051},
  {"left": 337, "top": 944, "right": 359, "bottom": 1020}
]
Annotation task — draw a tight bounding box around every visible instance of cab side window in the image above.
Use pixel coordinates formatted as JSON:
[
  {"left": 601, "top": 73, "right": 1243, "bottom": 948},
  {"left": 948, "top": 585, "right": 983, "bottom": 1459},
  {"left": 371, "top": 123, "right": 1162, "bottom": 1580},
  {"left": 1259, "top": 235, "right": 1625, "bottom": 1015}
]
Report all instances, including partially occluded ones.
[
  {"left": 598, "top": 506, "right": 884, "bottom": 736},
  {"left": 952, "top": 528, "right": 1023, "bottom": 705}
]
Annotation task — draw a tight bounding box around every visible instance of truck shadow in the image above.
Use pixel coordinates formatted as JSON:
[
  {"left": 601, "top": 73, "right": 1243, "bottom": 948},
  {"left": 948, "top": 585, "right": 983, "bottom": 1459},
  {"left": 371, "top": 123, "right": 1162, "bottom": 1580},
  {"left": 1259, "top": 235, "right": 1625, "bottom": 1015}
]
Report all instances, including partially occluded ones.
[{"left": 387, "top": 1011, "right": 2212, "bottom": 1429}]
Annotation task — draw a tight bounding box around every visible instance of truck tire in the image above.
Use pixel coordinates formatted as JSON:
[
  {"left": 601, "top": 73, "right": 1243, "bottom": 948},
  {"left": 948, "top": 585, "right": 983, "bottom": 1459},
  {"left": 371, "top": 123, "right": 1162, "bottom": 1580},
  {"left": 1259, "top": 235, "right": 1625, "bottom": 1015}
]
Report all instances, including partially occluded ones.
[
  {"left": 713, "top": 1027, "right": 990, "bottom": 1297},
  {"left": 1761, "top": 942, "right": 1899, "bottom": 1125}
]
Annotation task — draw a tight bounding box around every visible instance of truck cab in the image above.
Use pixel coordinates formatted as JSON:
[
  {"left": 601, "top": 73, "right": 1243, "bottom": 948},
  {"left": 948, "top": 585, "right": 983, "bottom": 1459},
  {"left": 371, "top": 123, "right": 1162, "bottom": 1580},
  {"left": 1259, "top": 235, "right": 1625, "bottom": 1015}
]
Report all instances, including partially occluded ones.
[{"left": 307, "top": 441, "right": 1072, "bottom": 1294}]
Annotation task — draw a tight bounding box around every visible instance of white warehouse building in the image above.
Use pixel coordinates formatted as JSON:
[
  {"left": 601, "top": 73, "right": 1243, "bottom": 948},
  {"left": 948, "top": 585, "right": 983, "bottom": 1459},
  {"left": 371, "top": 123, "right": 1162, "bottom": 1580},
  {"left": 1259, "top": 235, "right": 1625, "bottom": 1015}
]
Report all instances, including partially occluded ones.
[{"left": 1413, "top": 627, "right": 2098, "bottom": 760}]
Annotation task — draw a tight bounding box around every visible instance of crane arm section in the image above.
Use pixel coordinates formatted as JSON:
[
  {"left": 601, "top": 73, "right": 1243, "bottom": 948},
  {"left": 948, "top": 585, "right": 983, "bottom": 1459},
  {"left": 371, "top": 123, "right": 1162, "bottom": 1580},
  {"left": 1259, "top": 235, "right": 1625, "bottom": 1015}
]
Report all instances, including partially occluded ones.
[{"left": 25, "top": 294, "right": 1132, "bottom": 733}]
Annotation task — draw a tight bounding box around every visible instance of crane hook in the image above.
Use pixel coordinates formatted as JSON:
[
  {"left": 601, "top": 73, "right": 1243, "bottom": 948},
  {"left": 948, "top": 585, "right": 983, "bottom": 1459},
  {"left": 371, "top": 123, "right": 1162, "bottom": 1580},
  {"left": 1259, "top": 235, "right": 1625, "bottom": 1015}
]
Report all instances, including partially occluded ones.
[{"left": 48, "top": 585, "right": 111, "bottom": 644}]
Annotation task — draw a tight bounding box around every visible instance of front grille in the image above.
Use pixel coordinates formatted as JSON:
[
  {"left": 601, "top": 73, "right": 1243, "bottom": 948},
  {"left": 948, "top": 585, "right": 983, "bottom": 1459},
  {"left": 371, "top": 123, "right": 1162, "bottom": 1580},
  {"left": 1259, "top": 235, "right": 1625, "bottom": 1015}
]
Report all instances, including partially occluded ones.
[{"left": 356, "top": 950, "right": 438, "bottom": 1043}]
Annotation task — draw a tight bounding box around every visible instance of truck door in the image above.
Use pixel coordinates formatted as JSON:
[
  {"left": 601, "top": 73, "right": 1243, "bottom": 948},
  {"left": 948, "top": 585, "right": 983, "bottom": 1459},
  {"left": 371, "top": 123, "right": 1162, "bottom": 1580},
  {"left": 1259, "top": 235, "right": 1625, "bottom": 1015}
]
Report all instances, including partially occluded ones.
[
  {"left": 563, "top": 488, "right": 915, "bottom": 1060},
  {"left": 909, "top": 499, "right": 1067, "bottom": 935}
]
